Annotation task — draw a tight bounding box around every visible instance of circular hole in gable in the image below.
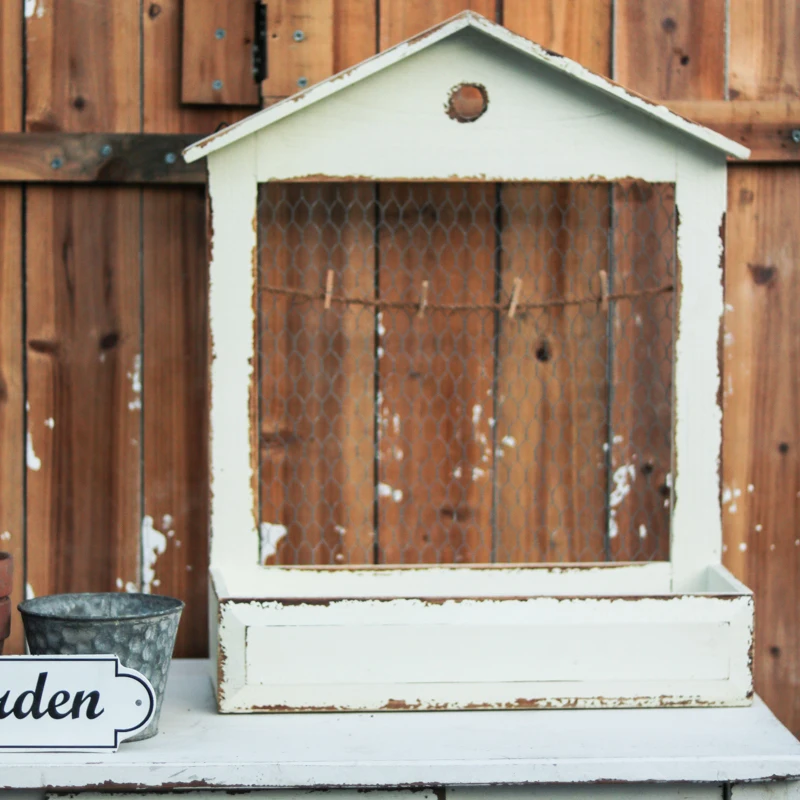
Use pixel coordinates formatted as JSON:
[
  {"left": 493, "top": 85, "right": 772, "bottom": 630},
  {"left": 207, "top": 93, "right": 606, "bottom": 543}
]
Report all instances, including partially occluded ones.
[{"left": 446, "top": 83, "right": 488, "bottom": 123}]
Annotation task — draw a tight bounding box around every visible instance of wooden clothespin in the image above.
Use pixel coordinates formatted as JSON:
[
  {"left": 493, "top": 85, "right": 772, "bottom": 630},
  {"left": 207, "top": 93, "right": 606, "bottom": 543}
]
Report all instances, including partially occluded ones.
[
  {"left": 324, "top": 270, "right": 334, "bottom": 310},
  {"left": 508, "top": 277, "right": 522, "bottom": 319},
  {"left": 598, "top": 269, "right": 609, "bottom": 313},
  {"left": 417, "top": 280, "right": 429, "bottom": 318}
]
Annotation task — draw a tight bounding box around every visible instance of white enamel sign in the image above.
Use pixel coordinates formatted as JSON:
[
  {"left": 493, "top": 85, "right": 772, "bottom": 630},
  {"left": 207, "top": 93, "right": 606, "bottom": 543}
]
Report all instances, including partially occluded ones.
[{"left": 0, "top": 656, "right": 155, "bottom": 751}]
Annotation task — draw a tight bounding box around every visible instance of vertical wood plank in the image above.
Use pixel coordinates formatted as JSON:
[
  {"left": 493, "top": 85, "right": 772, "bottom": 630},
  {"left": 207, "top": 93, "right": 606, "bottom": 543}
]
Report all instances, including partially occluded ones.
[
  {"left": 261, "top": 0, "right": 335, "bottom": 105},
  {"left": 181, "top": 0, "right": 260, "bottom": 106},
  {"left": 143, "top": 0, "right": 252, "bottom": 656},
  {"left": 503, "top": 1, "right": 611, "bottom": 74},
  {"left": 24, "top": 0, "right": 142, "bottom": 601},
  {"left": 380, "top": 0, "right": 495, "bottom": 50},
  {"left": 723, "top": 169, "right": 800, "bottom": 735},
  {"left": 334, "top": 0, "right": 377, "bottom": 73},
  {"left": 613, "top": 0, "right": 726, "bottom": 560},
  {"left": 727, "top": 0, "right": 800, "bottom": 737},
  {"left": 497, "top": 3, "right": 612, "bottom": 564},
  {"left": 377, "top": 184, "right": 495, "bottom": 564},
  {"left": 25, "top": 186, "right": 142, "bottom": 597},
  {"left": 495, "top": 184, "right": 610, "bottom": 563},
  {"left": 729, "top": 0, "right": 800, "bottom": 100},
  {"left": 607, "top": 181, "right": 675, "bottom": 561},
  {"left": 615, "top": 0, "right": 726, "bottom": 100},
  {"left": 0, "top": 0, "right": 24, "bottom": 653},
  {"left": 259, "top": 185, "right": 376, "bottom": 565}
]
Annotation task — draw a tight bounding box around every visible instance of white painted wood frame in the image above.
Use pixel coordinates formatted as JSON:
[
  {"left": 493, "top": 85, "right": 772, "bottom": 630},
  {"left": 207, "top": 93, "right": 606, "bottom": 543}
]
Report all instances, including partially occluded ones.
[{"left": 191, "top": 12, "right": 752, "bottom": 712}]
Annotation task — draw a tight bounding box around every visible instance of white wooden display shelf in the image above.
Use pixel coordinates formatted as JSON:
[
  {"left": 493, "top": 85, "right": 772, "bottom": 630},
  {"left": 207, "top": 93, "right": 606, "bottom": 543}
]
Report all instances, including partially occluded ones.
[
  {"left": 183, "top": 11, "right": 754, "bottom": 714},
  {"left": 1, "top": 659, "right": 798, "bottom": 796}
]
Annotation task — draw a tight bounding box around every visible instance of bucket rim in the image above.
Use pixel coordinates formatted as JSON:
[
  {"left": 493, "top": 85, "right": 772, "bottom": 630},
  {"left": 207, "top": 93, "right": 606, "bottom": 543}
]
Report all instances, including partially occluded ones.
[{"left": 18, "top": 592, "right": 184, "bottom": 623}]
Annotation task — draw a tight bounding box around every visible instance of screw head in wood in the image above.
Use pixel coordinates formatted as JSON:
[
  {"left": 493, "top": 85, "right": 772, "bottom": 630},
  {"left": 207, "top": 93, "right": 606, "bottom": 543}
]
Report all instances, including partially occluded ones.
[
  {"left": 293, "top": 30, "right": 305, "bottom": 42},
  {"left": 100, "top": 144, "right": 112, "bottom": 158},
  {"left": 212, "top": 79, "right": 223, "bottom": 91},
  {"left": 297, "top": 76, "right": 308, "bottom": 88},
  {"left": 50, "top": 157, "right": 63, "bottom": 170},
  {"left": 215, "top": 28, "right": 226, "bottom": 39},
  {"left": 791, "top": 129, "right": 800, "bottom": 144},
  {"left": 164, "top": 152, "right": 177, "bottom": 165}
]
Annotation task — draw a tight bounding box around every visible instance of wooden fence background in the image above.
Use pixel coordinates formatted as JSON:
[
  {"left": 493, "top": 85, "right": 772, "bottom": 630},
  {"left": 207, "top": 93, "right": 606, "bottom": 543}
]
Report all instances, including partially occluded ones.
[{"left": 0, "top": 0, "right": 799, "bottom": 732}]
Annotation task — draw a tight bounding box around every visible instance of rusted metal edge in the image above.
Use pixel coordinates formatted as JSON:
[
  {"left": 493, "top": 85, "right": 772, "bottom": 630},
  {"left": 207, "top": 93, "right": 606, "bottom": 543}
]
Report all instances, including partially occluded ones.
[{"left": 0, "top": 133, "right": 205, "bottom": 184}]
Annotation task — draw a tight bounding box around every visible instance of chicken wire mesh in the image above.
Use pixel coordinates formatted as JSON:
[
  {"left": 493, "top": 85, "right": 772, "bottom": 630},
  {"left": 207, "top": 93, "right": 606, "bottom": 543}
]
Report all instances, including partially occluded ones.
[{"left": 257, "top": 182, "right": 676, "bottom": 566}]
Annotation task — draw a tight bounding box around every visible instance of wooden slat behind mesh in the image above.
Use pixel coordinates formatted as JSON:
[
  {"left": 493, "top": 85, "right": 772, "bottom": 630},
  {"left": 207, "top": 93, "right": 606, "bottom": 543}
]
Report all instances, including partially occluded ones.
[
  {"left": 259, "top": 184, "right": 376, "bottom": 565},
  {"left": 377, "top": 184, "right": 495, "bottom": 564},
  {"left": 495, "top": 184, "right": 611, "bottom": 563}
]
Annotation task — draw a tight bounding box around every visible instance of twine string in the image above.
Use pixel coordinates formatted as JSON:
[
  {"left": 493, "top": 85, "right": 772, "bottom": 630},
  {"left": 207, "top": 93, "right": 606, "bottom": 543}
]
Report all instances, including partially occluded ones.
[{"left": 257, "top": 282, "right": 674, "bottom": 312}]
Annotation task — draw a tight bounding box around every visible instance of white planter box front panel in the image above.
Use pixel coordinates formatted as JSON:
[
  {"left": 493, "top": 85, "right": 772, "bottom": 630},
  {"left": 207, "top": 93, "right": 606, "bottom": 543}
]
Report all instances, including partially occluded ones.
[{"left": 211, "top": 564, "right": 753, "bottom": 712}]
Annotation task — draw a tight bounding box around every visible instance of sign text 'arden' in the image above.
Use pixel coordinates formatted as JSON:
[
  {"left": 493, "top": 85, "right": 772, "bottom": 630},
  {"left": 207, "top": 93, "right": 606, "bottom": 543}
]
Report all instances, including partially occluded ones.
[{"left": 0, "top": 656, "right": 154, "bottom": 751}]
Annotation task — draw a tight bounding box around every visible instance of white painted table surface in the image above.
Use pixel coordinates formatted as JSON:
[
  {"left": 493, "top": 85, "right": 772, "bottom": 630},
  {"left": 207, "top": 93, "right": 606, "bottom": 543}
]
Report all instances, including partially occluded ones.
[{"left": 1, "top": 659, "right": 799, "bottom": 792}]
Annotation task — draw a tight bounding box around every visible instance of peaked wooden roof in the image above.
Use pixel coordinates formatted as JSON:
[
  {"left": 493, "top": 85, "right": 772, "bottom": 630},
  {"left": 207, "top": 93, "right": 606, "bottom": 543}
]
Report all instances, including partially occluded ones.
[{"left": 183, "top": 11, "right": 749, "bottom": 163}]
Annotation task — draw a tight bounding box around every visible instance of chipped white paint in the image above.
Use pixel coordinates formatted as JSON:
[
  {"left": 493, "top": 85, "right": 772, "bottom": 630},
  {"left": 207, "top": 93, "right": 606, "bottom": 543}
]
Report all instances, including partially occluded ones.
[
  {"left": 393, "top": 489, "right": 403, "bottom": 502},
  {"left": 26, "top": 433, "right": 41, "bottom": 471},
  {"left": 259, "top": 522, "right": 288, "bottom": 563},
  {"left": 25, "top": 583, "right": 34, "bottom": 599},
  {"left": 141, "top": 514, "right": 167, "bottom": 594},
  {"left": 214, "top": 564, "right": 753, "bottom": 713},
  {"left": 739, "top": 543, "right": 747, "bottom": 552},
  {"left": 748, "top": 484, "right": 755, "bottom": 493},
  {"left": 501, "top": 435, "right": 517, "bottom": 447},
  {"left": 127, "top": 354, "right": 142, "bottom": 411},
  {"left": 24, "top": 0, "right": 45, "bottom": 18},
  {"left": 44, "top": 417, "right": 54, "bottom": 429},
  {"left": 207, "top": 139, "right": 260, "bottom": 565},
  {"left": 196, "top": 12, "right": 749, "bottom": 712},
  {"left": 639, "top": 524, "right": 648, "bottom": 539},
  {"left": 755, "top": 524, "right": 763, "bottom": 532},
  {"left": 0, "top": 531, "right": 10, "bottom": 542},
  {"left": 670, "top": 150, "right": 728, "bottom": 592},
  {"left": 184, "top": 12, "right": 748, "bottom": 165}
]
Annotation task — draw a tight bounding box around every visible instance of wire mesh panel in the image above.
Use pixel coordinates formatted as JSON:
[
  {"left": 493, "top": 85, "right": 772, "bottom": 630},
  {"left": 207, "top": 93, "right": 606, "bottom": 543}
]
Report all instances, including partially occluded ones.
[{"left": 257, "top": 182, "right": 675, "bottom": 566}]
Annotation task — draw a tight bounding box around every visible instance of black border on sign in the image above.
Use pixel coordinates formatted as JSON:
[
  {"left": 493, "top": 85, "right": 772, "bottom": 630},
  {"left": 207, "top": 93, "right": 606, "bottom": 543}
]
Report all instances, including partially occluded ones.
[{"left": 0, "top": 656, "right": 156, "bottom": 750}]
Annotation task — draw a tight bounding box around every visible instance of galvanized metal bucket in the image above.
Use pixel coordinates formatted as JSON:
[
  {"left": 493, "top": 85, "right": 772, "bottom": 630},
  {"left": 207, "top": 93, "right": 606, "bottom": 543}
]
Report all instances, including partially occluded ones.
[{"left": 19, "top": 592, "right": 183, "bottom": 741}]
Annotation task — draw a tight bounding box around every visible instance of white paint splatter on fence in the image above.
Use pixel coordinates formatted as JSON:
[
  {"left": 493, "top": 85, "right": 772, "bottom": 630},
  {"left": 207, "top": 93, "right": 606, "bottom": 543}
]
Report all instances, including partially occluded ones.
[
  {"left": 26, "top": 583, "right": 35, "bottom": 599},
  {"left": 472, "top": 404, "right": 482, "bottom": 425},
  {"left": 639, "top": 524, "right": 647, "bottom": 539},
  {"left": 608, "top": 463, "right": 636, "bottom": 541},
  {"left": 141, "top": 514, "right": 168, "bottom": 594},
  {"left": 26, "top": 433, "right": 41, "bottom": 471},
  {"left": 501, "top": 435, "right": 517, "bottom": 448},
  {"left": 259, "top": 522, "right": 288, "bottom": 563},
  {"left": 472, "top": 467, "right": 486, "bottom": 481},
  {"left": 0, "top": 531, "right": 10, "bottom": 543},
  {"left": 452, "top": 465, "right": 462, "bottom": 479},
  {"left": 377, "top": 483, "right": 393, "bottom": 498},
  {"left": 392, "top": 489, "right": 403, "bottom": 503},
  {"left": 738, "top": 542, "right": 747, "bottom": 552},
  {"left": 24, "top": 0, "right": 45, "bottom": 19},
  {"left": 128, "top": 354, "right": 142, "bottom": 411},
  {"left": 44, "top": 418, "right": 54, "bottom": 429}
]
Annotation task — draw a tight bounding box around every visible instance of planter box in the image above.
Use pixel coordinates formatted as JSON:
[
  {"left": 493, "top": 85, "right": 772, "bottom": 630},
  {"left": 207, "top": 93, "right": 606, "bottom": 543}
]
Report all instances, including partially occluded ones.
[{"left": 209, "top": 562, "right": 753, "bottom": 713}]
